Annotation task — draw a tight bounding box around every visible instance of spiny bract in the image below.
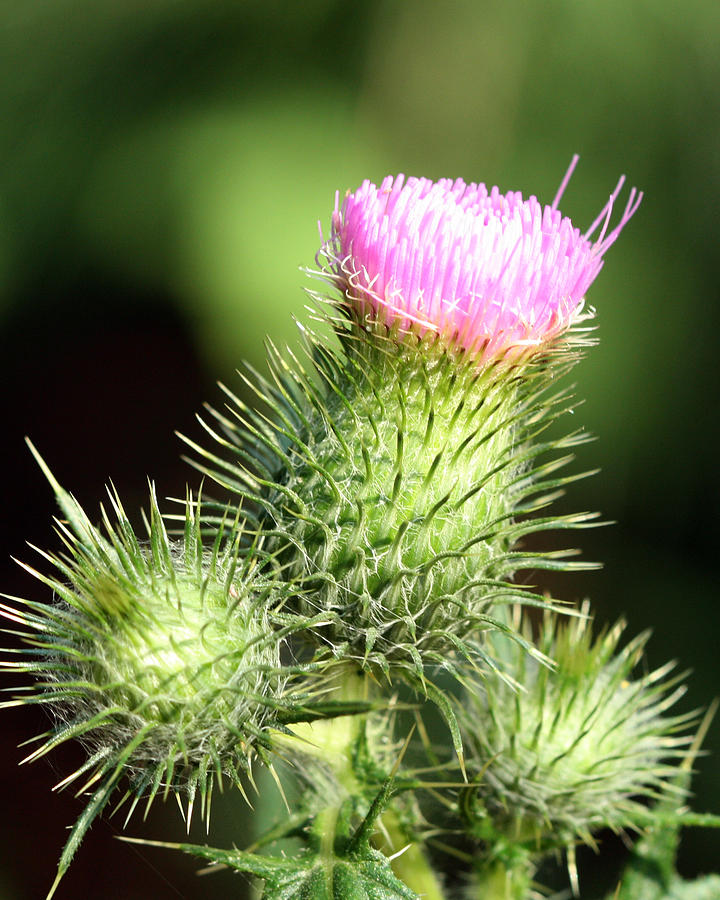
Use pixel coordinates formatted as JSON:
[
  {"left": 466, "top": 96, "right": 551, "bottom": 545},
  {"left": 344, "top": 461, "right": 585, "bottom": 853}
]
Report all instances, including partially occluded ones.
[{"left": 185, "top": 321, "right": 596, "bottom": 682}]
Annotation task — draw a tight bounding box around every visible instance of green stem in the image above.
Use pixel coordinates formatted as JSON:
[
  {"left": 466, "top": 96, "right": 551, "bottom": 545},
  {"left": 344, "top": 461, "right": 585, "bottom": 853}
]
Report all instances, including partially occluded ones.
[
  {"left": 276, "top": 665, "right": 367, "bottom": 794},
  {"left": 378, "top": 808, "right": 447, "bottom": 900},
  {"left": 336, "top": 667, "right": 447, "bottom": 900},
  {"left": 471, "top": 859, "right": 532, "bottom": 900},
  {"left": 277, "top": 664, "right": 449, "bottom": 899}
]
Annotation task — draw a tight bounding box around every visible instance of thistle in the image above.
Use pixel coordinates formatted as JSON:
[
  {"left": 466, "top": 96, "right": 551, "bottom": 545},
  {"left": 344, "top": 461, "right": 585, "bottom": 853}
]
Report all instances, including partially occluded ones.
[
  {"left": 187, "top": 158, "right": 641, "bottom": 684},
  {"left": 4, "top": 159, "right": 714, "bottom": 900},
  {"left": 0, "top": 447, "right": 320, "bottom": 897},
  {"left": 459, "top": 605, "right": 696, "bottom": 895}
]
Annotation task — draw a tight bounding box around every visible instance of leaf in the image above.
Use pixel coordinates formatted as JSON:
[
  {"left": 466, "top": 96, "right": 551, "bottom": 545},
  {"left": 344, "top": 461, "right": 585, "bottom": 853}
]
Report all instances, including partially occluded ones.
[
  {"left": 129, "top": 839, "right": 419, "bottom": 900},
  {"left": 127, "top": 781, "right": 421, "bottom": 900},
  {"left": 275, "top": 698, "right": 380, "bottom": 724},
  {"left": 261, "top": 854, "right": 421, "bottom": 900}
]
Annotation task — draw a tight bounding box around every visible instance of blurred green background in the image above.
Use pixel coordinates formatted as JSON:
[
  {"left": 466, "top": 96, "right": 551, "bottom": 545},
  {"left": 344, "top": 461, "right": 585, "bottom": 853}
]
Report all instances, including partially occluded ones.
[{"left": 1, "top": 1, "right": 718, "bottom": 897}]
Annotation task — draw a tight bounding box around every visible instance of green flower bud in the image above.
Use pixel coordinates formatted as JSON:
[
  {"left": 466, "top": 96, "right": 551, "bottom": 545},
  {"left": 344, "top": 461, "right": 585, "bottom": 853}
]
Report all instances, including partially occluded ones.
[
  {"left": 187, "top": 321, "right": 594, "bottom": 681},
  {"left": 0, "top": 459, "right": 303, "bottom": 895},
  {"left": 459, "top": 605, "right": 695, "bottom": 856}
]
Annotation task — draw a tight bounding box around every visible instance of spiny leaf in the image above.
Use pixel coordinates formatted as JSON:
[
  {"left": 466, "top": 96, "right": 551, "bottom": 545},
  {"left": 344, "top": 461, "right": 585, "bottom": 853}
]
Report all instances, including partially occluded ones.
[{"left": 122, "top": 829, "right": 420, "bottom": 900}]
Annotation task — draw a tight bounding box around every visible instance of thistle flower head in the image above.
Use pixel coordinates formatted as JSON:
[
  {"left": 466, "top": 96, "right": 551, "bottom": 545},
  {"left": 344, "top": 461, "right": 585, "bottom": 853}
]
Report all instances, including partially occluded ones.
[
  {"left": 319, "top": 157, "right": 641, "bottom": 363},
  {"left": 459, "top": 606, "right": 695, "bottom": 854}
]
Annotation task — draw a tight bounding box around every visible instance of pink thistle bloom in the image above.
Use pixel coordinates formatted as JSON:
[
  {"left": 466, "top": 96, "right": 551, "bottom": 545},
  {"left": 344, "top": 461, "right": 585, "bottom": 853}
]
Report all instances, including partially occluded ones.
[{"left": 318, "top": 157, "right": 642, "bottom": 363}]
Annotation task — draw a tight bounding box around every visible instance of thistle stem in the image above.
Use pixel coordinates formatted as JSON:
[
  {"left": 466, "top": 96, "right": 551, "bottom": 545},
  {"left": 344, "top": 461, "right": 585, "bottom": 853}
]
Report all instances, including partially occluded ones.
[
  {"left": 283, "top": 664, "right": 449, "bottom": 899},
  {"left": 336, "top": 666, "right": 447, "bottom": 900},
  {"left": 471, "top": 858, "right": 532, "bottom": 900},
  {"left": 378, "top": 808, "right": 447, "bottom": 900}
]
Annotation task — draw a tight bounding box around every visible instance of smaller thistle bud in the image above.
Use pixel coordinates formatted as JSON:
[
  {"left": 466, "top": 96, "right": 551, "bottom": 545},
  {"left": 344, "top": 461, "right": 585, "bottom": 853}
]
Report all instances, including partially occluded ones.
[
  {"left": 459, "top": 605, "right": 695, "bottom": 859},
  {"left": 0, "top": 449, "right": 308, "bottom": 897}
]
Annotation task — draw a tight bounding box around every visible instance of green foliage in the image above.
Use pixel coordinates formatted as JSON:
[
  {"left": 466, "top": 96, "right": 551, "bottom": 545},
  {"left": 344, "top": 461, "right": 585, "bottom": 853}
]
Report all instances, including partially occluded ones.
[
  {"left": 613, "top": 858, "right": 720, "bottom": 900},
  {"left": 164, "top": 839, "right": 419, "bottom": 900},
  {"left": 2, "top": 298, "right": 717, "bottom": 898},
  {"left": 607, "top": 712, "right": 720, "bottom": 900},
  {"left": 167, "top": 845, "right": 417, "bottom": 899},
  {"left": 639, "top": 877, "right": 720, "bottom": 900},
  {"left": 609, "top": 807, "right": 720, "bottom": 900},
  {"left": 131, "top": 785, "right": 420, "bottom": 900},
  {"left": 3, "top": 322, "right": 717, "bottom": 898}
]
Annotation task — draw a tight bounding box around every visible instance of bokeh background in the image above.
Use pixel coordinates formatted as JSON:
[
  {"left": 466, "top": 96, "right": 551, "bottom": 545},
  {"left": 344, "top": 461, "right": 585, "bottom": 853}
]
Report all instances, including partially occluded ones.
[{"left": 1, "top": 1, "right": 718, "bottom": 897}]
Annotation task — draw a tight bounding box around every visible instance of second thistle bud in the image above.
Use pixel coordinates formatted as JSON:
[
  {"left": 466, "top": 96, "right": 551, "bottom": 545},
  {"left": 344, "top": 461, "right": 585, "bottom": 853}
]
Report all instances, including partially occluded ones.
[{"left": 458, "top": 606, "right": 694, "bottom": 856}]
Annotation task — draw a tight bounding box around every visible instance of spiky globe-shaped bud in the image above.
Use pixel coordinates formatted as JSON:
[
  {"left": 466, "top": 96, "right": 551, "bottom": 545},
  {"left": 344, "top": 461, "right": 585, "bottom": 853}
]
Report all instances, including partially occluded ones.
[
  {"left": 0, "top": 456, "right": 306, "bottom": 895},
  {"left": 188, "top": 333, "right": 589, "bottom": 681},
  {"left": 459, "top": 606, "right": 695, "bottom": 854}
]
